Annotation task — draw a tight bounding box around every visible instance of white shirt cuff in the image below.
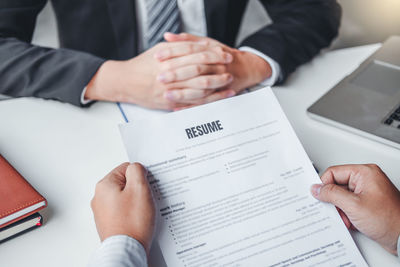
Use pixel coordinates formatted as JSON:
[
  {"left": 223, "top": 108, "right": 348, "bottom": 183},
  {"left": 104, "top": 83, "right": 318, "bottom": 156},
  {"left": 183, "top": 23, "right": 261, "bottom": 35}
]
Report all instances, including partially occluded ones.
[
  {"left": 239, "top": 46, "right": 282, "bottom": 86},
  {"left": 81, "top": 87, "right": 94, "bottom": 105},
  {"left": 397, "top": 234, "right": 400, "bottom": 258},
  {"left": 87, "top": 235, "right": 148, "bottom": 267}
]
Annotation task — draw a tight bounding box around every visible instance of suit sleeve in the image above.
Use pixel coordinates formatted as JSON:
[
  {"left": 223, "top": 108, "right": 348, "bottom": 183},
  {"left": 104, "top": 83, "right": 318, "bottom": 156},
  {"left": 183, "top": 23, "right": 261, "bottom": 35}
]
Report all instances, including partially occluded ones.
[
  {"left": 239, "top": 0, "right": 342, "bottom": 83},
  {"left": 0, "top": 0, "right": 105, "bottom": 106}
]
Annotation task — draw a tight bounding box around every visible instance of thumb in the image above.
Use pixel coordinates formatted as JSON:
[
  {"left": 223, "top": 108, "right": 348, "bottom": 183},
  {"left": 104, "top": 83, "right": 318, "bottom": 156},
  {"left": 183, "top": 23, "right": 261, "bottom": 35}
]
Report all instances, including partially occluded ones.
[
  {"left": 124, "top": 163, "right": 149, "bottom": 192},
  {"left": 311, "top": 183, "right": 358, "bottom": 213}
]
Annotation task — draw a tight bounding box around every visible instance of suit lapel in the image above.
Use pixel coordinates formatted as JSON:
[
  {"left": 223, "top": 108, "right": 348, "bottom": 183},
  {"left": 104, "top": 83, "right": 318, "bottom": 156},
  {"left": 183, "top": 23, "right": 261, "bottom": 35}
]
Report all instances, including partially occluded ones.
[
  {"left": 203, "top": 0, "right": 228, "bottom": 42},
  {"left": 106, "top": 0, "right": 138, "bottom": 59},
  {"left": 203, "top": 0, "right": 248, "bottom": 46}
]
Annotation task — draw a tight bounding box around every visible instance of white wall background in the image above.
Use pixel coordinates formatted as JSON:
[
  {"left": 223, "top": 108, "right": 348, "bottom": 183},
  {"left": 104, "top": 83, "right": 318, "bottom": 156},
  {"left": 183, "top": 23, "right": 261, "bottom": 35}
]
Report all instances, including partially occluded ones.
[{"left": 332, "top": 0, "right": 400, "bottom": 48}]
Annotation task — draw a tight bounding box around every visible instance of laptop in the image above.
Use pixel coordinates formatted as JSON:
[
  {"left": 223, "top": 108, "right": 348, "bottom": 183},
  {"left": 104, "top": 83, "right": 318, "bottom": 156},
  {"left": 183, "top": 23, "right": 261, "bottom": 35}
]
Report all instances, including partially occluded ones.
[{"left": 307, "top": 36, "right": 400, "bottom": 149}]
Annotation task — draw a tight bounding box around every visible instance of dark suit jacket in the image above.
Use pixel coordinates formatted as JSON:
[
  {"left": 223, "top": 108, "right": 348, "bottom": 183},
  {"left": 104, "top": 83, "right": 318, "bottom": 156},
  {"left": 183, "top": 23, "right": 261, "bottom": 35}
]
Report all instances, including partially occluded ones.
[{"left": 0, "top": 0, "right": 341, "bottom": 106}]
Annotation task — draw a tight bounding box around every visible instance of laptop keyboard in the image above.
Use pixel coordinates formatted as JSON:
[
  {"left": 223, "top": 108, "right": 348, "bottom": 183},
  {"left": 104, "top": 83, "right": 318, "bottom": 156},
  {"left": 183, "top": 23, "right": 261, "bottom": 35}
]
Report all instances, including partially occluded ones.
[{"left": 384, "top": 105, "right": 400, "bottom": 128}]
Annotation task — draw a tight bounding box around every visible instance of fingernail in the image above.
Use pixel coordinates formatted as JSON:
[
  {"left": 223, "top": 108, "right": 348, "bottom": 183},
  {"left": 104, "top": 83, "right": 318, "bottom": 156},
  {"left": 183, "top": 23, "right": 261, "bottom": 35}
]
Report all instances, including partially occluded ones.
[
  {"left": 165, "top": 91, "right": 179, "bottom": 101},
  {"left": 199, "top": 40, "right": 208, "bottom": 46},
  {"left": 227, "top": 74, "right": 234, "bottom": 82},
  {"left": 154, "top": 51, "right": 167, "bottom": 60},
  {"left": 227, "top": 90, "right": 236, "bottom": 97},
  {"left": 165, "top": 91, "right": 174, "bottom": 100},
  {"left": 311, "top": 184, "right": 322, "bottom": 197},
  {"left": 157, "top": 73, "right": 168, "bottom": 83},
  {"left": 225, "top": 53, "right": 233, "bottom": 63}
]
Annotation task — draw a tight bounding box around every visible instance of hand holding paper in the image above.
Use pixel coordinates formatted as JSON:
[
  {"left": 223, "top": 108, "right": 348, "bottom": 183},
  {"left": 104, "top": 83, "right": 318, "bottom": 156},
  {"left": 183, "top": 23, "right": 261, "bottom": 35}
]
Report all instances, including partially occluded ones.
[
  {"left": 91, "top": 163, "right": 155, "bottom": 254},
  {"left": 119, "top": 87, "right": 368, "bottom": 266},
  {"left": 312, "top": 164, "right": 400, "bottom": 255}
]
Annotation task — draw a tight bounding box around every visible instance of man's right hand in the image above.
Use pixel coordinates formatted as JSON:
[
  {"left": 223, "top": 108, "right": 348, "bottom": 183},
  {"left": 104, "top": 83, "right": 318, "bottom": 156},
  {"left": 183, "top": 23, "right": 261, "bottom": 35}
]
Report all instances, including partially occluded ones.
[
  {"left": 311, "top": 164, "right": 400, "bottom": 255},
  {"left": 91, "top": 163, "right": 155, "bottom": 255},
  {"left": 84, "top": 42, "right": 235, "bottom": 110}
]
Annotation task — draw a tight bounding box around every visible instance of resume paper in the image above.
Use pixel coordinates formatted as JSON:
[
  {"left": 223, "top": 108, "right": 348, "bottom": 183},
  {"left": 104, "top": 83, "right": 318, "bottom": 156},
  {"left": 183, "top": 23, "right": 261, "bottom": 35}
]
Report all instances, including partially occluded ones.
[{"left": 119, "top": 87, "right": 367, "bottom": 267}]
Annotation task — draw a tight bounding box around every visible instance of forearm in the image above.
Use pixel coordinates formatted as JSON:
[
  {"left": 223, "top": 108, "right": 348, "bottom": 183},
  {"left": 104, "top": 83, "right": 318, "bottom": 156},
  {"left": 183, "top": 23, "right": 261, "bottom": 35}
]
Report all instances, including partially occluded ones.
[
  {"left": 0, "top": 37, "right": 105, "bottom": 106},
  {"left": 88, "top": 235, "right": 148, "bottom": 267}
]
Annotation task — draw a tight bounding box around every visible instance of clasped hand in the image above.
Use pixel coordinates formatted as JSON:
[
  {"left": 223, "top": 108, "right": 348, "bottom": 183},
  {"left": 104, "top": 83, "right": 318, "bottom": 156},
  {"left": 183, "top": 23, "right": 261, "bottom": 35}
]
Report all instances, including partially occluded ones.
[{"left": 85, "top": 33, "right": 271, "bottom": 110}]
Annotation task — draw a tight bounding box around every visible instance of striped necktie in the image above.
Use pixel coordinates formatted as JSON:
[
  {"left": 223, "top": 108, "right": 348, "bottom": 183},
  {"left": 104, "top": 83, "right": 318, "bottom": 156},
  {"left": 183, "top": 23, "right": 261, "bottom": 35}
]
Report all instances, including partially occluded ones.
[{"left": 145, "top": 0, "right": 181, "bottom": 49}]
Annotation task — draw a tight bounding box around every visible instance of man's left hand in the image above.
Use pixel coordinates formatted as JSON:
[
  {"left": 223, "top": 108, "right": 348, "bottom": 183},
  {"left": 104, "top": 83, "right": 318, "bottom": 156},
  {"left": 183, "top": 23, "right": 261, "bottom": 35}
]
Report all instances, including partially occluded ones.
[{"left": 158, "top": 33, "right": 272, "bottom": 108}]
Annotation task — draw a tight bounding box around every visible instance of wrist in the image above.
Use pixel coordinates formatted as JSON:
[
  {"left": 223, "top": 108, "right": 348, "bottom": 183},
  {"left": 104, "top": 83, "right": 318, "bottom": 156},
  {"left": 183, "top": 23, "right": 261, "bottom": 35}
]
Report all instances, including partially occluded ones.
[
  {"left": 85, "top": 60, "right": 117, "bottom": 101},
  {"left": 85, "top": 60, "right": 132, "bottom": 102},
  {"left": 233, "top": 50, "right": 272, "bottom": 87}
]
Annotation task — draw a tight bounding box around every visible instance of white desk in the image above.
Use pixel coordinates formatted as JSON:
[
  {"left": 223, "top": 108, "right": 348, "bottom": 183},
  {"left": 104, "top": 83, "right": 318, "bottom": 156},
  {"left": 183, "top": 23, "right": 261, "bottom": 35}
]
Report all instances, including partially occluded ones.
[{"left": 1, "top": 44, "right": 399, "bottom": 267}]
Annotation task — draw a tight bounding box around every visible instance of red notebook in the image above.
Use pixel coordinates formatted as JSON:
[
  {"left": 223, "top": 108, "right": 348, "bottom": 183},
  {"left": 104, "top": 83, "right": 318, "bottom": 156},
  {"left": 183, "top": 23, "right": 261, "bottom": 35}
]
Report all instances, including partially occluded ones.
[{"left": 0, "top": 155, "right": 47, "bottom": 228}]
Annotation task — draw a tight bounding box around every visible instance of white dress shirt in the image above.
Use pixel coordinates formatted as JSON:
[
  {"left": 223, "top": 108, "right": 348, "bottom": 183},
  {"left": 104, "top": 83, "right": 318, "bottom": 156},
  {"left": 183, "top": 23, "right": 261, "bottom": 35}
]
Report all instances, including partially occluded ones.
[
  {"left": 88, "top": 235, "right": 147, "bottom": 267},
  {"left": 81, "top": 0, "right": 281, "bottom": 104},
  {"left": 398, "top": 235, "right": 400, "bottom": 260}
]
